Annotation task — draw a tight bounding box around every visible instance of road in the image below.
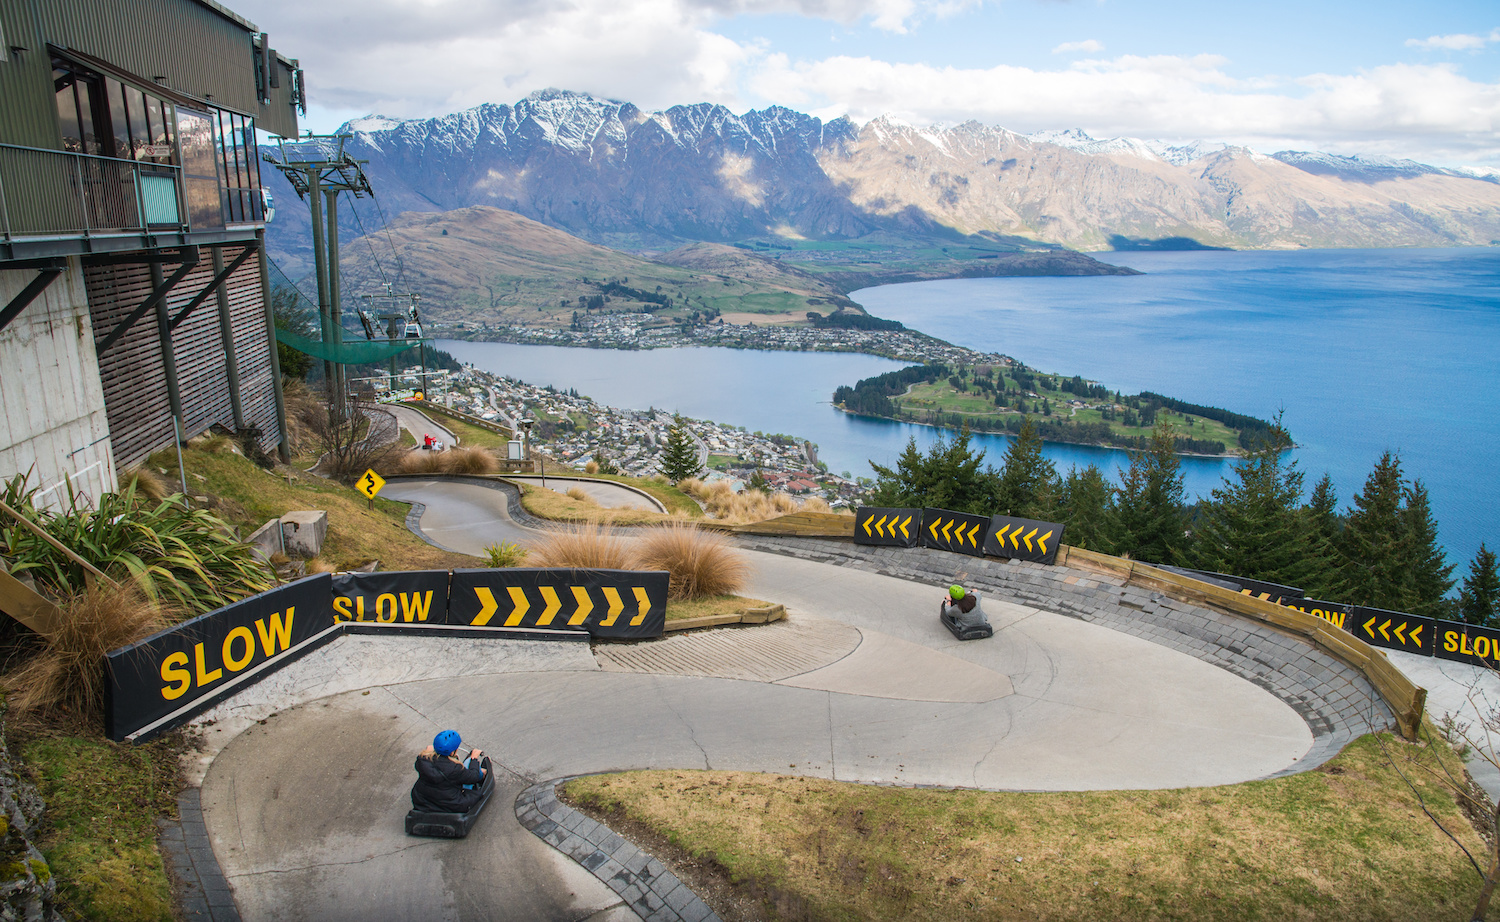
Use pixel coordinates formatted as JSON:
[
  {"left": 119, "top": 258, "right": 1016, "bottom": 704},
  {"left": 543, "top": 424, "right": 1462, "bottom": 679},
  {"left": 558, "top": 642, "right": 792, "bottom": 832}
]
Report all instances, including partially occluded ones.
[
  {"left": 384, "top": 404, "right": 456, "bottom": 448},
  {"left": 196, "top": 479, "right": 1317, "bottom": 921}
]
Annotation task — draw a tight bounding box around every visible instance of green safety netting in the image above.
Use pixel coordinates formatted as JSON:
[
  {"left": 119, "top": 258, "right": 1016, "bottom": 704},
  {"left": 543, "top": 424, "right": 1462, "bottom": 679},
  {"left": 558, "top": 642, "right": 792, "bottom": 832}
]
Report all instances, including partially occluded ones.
[{"left": 275, "top": 328, "right": 422, "bottom": 364}]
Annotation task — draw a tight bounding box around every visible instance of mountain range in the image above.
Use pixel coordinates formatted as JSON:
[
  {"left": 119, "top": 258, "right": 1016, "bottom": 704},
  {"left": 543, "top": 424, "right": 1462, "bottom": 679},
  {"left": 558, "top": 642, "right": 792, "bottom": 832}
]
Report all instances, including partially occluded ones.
[{"left": 262, "top": 88, "right": 1500, "bottom": 283}]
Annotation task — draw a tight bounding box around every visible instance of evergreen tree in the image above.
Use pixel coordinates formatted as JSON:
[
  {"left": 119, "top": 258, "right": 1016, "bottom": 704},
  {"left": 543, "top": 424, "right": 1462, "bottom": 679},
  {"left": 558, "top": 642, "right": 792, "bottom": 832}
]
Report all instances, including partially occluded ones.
[
  {"left": 1109, "top": 421, "right": 1189, "bottom": 566},
  {"left": 1338, "top": 452, "right": 1413, "bottom": 611},
  {"left": 1459, "top": 543, "right": 1500, "bottom": 627},
  {"left": 1057, "top": 465, "right": 1113, "bottom": 553},
  {"left": 994, "top": 417, "right": 1060, "bottom": 520},
  {"left": 1300, "top": 472, "right": 1346, "bottom": 599},
  {"left": 1401, "top": 480, "right": 1455, "bottom": 617},
  {"left": 868, "top": 427, "right": 998, "bottom": 515},
  {"left": 658, "top": 416, "right": 702, "bottom": 483},
  {"left": 1191, "top": 432, "right": 1311, "bottom": 588}
]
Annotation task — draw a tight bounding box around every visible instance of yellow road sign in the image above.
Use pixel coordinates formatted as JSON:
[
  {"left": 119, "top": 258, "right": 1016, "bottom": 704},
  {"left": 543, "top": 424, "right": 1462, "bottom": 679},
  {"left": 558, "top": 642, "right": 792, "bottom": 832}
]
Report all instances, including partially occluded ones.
[{"left": 356, "top": 469, "right": 386, "bottom": 500}]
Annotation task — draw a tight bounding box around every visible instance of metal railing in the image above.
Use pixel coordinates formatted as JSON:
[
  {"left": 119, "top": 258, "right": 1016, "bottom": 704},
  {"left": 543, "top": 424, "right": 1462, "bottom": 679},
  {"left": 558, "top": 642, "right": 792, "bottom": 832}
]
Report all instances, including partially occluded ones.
[{"left": 0, "top": 143, "right": 184, "bottom": 240}]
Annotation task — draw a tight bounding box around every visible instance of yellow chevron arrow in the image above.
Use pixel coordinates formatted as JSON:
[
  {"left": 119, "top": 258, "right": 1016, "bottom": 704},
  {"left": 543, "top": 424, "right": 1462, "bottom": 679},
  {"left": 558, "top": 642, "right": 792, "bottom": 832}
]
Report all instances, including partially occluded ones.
[
  {"left": 1363, "top": 616, "right": 1378, "bottom": 639},
  {"left": 941, "top": 519, "right": 954, "bottom": 543},
  {"left": 1394, "top": 622, "right": 1407, "bottom": 644},
  {"left": 569, "top": 586, "right": 594, "bottom": 625},
  {"left": 1022, "top": 527, "right": 1038, "bottom": 552},
  {"left": 876, "top": 514, "right": 889, "bottom": 537},
  {"left": 1037, "top": 529, "right": 1052, "bottom": 555},
  {"left": 504, "top": 586, "right": 530, "bottom": 626},
  {"left": 1378, "top": 618, "right": 1392, "bottom": 641},
  {"left": 994, "top": 524, "right": 1011, "bottom": 548},
  {"left": 899, "top": 515, "right": 912, "bottom": 538},
  {"left": 1410, "top": 624, "right": 1423, "bottom": 646},
  {"left": 630, "top": 586, "right": 651, "bottom": 626},
  {"left": 537, "top": 586, "right": 562, "bottom": 626},
  {"left": 966, "top": 523, "right": 982, "bottom": 547},
  {"left": 472, "top": 587, "right": 499, "bottom": 626},
  {"left": 599, "top": 587, "right": 625, "bottom": 626},
  {"left": 929, "top": 518, "right": 941, "bottom": 541},
  {"left": 862, "top": 516, "right": 873, "bottom": 537},
  {"left": 1010, "top": 526, "right": 1023, "bottom": 550}
]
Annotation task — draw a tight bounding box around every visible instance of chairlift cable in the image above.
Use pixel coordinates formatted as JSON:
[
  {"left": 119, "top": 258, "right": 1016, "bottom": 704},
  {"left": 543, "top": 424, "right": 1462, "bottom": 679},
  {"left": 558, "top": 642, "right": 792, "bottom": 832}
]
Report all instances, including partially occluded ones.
[{"left": 344, "top": 190, "right": 392, "bottom": 290}]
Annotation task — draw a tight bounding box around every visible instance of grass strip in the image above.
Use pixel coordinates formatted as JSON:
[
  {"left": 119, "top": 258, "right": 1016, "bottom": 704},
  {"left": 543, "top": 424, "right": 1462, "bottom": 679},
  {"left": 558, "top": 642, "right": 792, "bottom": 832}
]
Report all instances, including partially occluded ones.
[
  {"left": 21, "top": 733, "right": 183, "bottom": 922},
  {"left": 563, "top": 733, "right": 1486, "bottom": 922},
  {"left": 665, "top": 594, "right": 773, "bottom": 622}
]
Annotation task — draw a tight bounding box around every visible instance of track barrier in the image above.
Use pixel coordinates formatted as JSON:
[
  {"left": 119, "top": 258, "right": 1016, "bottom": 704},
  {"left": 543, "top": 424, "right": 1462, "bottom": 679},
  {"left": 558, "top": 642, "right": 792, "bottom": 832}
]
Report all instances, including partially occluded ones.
[{"left": 105, "top": 567, "right": 668, "bottom": 742}]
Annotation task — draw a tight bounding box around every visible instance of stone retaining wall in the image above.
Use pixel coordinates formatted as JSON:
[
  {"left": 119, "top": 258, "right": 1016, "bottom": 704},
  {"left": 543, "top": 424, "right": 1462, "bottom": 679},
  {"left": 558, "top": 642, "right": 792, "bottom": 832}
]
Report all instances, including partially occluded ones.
[{"left": 736, "top": 535, "right": 1393, "bottom": 775}]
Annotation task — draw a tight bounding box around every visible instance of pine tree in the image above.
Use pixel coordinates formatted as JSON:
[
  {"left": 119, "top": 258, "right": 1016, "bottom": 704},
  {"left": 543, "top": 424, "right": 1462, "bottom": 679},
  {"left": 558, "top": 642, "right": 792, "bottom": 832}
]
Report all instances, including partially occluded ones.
[
  {"left": 1459, "top": 543, "right": 1500, "bottom": 627},
  {"left": 1192, "top": 434, "right": 1311, "bottom": 588},
  {"left": 1338, "top": 452, "right": 1413, "bottom": 611},
  {"left": 1401, "top": 480, "right": 1455, "bottom": 617},
  {"left": 1109, "top": 422, "right": 1189, "bottom": 566},
  {"left": 994, "top": 417, "right": 1060, "bottom": 520},
  {"left": 1300, "top": 472, "right": 1346, "bottom": 599},
  {"left": 868, "top": 427, "right": 997, "bottom": 515},
  {"left": 659, "top": 416, "right": 702, "bottom": 483},
  {"left": 1057, "top": 464, "right": 1113, "bottom": 552}
]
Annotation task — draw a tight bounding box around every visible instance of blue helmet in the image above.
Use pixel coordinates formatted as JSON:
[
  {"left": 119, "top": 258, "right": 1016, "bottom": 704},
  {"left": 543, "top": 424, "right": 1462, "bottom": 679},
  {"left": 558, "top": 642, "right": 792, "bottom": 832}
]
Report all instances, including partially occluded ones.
[{"left": 433, "top": 730, "right": 461, "bottom": 755}]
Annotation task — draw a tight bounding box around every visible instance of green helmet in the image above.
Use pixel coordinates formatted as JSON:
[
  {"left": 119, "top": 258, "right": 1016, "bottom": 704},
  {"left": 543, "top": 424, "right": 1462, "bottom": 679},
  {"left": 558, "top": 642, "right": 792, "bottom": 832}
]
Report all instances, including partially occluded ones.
[{"left": 949, "top": 585, "right": 965, "bottom": 600}]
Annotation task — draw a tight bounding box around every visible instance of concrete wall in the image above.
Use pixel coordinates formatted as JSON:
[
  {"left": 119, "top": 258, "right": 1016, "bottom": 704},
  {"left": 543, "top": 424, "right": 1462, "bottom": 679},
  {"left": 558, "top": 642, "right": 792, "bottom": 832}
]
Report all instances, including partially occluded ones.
[{"left": 0, "top": 261, "right": 117, "bottom": 509}]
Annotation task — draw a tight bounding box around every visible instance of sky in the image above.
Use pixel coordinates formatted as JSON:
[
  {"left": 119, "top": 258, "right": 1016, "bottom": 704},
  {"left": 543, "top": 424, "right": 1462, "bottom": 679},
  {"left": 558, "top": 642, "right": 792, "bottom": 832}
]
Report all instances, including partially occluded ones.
[{"left": 235, "top": 0, "right": 1500, "bottom": 168}]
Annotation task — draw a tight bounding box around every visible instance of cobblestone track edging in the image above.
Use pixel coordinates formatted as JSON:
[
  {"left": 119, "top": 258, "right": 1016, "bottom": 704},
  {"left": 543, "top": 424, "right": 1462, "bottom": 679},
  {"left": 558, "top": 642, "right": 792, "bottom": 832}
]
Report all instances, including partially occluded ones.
[
  {"left": 159, "top": 789, "right": 240, "bottom": 922},
  {"left": 516, "top": 778, "right": 721, "bottom": 922},
  {"left": 735, "top": 536, "right": 1392, "bottom": 775}
]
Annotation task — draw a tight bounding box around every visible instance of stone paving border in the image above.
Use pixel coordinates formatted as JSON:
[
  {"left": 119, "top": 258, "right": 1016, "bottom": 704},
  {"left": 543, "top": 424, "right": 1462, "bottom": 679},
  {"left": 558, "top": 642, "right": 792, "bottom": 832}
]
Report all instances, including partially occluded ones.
[
  {"left": 736, "top": 536, "right": 1393, "bottom": 775},
  {"left": 516, "top": 778, "right": 721, "bottom": 922},
  {"left": 158, "top": 789, "right": 240, "bottom": 922}
]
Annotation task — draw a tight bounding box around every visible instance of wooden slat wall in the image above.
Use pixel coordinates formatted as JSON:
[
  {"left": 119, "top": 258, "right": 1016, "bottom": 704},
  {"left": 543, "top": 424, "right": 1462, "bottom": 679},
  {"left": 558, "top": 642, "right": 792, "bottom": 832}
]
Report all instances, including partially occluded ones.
[{"left": 86, "top": 247, "right": 282, "bottom": 469}]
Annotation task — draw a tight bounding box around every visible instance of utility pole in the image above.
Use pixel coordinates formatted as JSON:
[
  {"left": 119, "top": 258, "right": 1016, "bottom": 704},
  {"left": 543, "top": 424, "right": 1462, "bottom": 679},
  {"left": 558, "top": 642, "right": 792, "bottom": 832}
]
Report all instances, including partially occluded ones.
[{"left": 262, "top": 134, "right": 373, "bottom": 418}]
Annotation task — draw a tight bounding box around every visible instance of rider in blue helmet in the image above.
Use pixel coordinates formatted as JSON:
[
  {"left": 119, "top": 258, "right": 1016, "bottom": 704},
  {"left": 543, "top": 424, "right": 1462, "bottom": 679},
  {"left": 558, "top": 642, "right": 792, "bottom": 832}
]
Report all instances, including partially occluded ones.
[{"left": 411, "top": 729, "right": 490, "bottom": 813}]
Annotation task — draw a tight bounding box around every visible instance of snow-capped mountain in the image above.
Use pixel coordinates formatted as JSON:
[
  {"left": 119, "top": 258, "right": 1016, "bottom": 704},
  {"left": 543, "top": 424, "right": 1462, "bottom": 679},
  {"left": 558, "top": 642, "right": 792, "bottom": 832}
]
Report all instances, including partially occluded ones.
[{"left": 263, "top": 90, "right": 1500, "bottom": 274}]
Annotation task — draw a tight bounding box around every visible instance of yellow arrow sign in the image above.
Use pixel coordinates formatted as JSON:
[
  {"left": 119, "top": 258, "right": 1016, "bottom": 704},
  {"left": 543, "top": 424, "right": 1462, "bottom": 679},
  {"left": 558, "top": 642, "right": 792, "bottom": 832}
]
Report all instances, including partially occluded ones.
[
  {"left": 966, "top": 523, "right": 982, "bottom": 547},
  {"left": 505, "top": 587, "right": 530, "bottom": 626},
  {"left": 631, "top": 587, "right": 651, "bottom": 626},
  {"left": 356, "top": 468, "right": 386, "bottom": 500},
  {"left": 1022, "top": 527, "right": 1037, "bottom": 552},
  {"left": 1363, "top": 616, "right": 1378, "bottom": 639},
  {"left": 599, "top": 587, "right": 625, "bottom": 626},
  {"left": 941, "top": 519, "right": 954, "bottom": 543},
  {"left": 1379, "top": 618, "right": 1392, "bottom": 641},
  {"left": 994, "top": 524, "right": 1011, "bottom": 547},
  {"left": 569, "top": 586, "right": 595, "bottom": 625},
  {"left": 1010, "top": 527, "right": 1023, "bottom": 550},
  {"left": 898, "top": 516, "right": 912, "bottom": 538},
  {"left": 1410, "top": 624, "right": 1424, "bottom": 646},
  {"left": 1394, "top": 622, "right": 1407, "bottom": 644},
  {"left": 929, "top": 518, "right": 942, "bottom": 541},
  {"left": 876, "top": 514, "right": 889, "bottom": 537},
  {"left": 862, "top": 516, "right": 873, "bottom": 537},
  {"left": 1037, "top": 529, "right": 1052, "bottom": 555},
  {"left": 472, "top": 587, "right": 499, "bottom": 626},
  {"left": 537, "top": 586, "right": 562, "bottom": 626}
]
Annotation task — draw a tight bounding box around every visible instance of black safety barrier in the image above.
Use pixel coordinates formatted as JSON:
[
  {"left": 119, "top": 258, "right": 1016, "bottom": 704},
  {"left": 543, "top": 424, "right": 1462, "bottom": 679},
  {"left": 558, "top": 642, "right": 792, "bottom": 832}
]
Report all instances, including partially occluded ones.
[
  {"left": 1169, "top": 567, "right": 1304, "bottom": 607},
  {"left": 853, "top": 507, "right": 921, "bottom": 548},
  {"left": 105, "top": 574, "right": 334, "bottom": 742},
  {"left": 332, "top": 570, "right": 451, "bottom": 624},
  {"left": 1284, "top": 599, "right": 1356, "bottom": 632},
  {"left": 1436, "top": 622, "right": 1500, "bottom": 668},
  {"left": 983, "top": 515, "right": 1065, "bottom": 565},
  {"left": 920, "top": 508, "right": 991, "bottom": 557},
  {"left": 1349, "top": 605, "right": 1435, "bottom": 656},
  {"left": 448, "top": 568, "right": 668, "bottom": 639}
]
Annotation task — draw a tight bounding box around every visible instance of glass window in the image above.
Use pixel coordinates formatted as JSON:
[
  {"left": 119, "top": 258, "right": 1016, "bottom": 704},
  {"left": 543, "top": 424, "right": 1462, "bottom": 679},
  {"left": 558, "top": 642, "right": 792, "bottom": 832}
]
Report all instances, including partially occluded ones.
[
  {"left": 54, "top": 66, "right": 82, "bottom": 153},
  {"left": 106, "top": 80, "right": 129, "bottom": 158},
  {"left": 124, "top": 83, "right": 148, "bottom": 159},
  {"left": 177, "top": 108, "right": 223, "bottom": 229}
]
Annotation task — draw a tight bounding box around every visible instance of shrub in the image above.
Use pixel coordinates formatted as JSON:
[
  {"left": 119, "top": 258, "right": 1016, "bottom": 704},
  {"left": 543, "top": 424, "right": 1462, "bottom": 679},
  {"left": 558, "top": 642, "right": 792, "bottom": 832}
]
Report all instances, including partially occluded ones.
[
  {"left": 632, "top": 522, "right": 750, "bottom": 601},
  {"left": 527, "top": 521, "right": 634, "bottom": 569},
  {"left": 445, "top": 446, "right": 498, "bottom": 475},
  {"left": 3, "top": 580, "right": 171, "bottom": 721},
  {"left": 565, "top": 486, "right": 596, "bottom": 504},
  {"left": 120, "top": 467, "right": 169, "bottom": 503},
  {"left": 483, "top": 541, "right": 529, "bottom": 567},
  {"left": 1, "top": 473, "right": 274, "bottom": 613},
  {"left": 584, "top": 460, "right": 599, "bottom": 475},
  {"left": 801, "top": 496, "right": 832, "bottom": 513}
]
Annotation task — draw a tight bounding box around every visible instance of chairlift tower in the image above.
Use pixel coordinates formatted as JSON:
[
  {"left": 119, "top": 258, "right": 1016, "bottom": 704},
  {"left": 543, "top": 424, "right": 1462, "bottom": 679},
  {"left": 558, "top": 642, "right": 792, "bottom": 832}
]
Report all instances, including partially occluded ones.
[
  {"left": 262, "top": 133, "right": 374, "bottom": 416},
  {"left": 358, "top": 287, "right": 428, "bottom": 397}
]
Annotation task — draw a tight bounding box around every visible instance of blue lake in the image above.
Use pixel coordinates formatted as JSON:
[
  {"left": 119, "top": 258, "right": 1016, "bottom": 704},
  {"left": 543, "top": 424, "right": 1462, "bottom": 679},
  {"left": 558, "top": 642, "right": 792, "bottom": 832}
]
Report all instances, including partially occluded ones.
[{"left": 437, "top": 245, "right": 1500, "bottom": 573}]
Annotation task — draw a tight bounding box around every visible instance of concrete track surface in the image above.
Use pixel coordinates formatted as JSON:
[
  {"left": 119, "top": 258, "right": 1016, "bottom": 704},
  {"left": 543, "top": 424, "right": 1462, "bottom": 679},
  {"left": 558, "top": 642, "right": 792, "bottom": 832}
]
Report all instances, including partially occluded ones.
[{"left": 199, "top": 480, "right": 1322, "bottom": 921}]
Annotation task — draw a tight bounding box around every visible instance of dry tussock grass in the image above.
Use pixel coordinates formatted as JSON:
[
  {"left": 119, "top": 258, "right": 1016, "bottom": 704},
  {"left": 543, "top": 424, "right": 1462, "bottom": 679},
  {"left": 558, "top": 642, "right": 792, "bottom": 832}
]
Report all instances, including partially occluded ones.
[
  {"left": 566, "top": 486, "right": 596, "bottom": 504},
  {"left": 122, "top": 467, "right": 171, "bottom": 503},
  {"left": 393, "top": 446, "right": 499, "bottom": 476},
  {"left": 4, "top": 580, "right": 172, "bottom": 722},
  {"left": 527, "top": 520, "right": 636, "bottom": 570},
  {"left": 679, "top": 478, "right": 838, "bottom": 524},
  {"left": 585, "top": 460, "right": 600, "bottom": 474},
  {"left": 632, "top": 522, "right": 750, "bottom": 600}
]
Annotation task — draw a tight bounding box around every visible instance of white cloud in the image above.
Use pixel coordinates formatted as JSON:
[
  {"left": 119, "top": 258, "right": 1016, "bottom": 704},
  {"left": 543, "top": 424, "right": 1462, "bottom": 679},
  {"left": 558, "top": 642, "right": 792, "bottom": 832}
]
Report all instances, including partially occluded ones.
[
  {"left": 1405, "top": 29, "right": 1500, "bottom": 52},
  {"left": 1052, "top": 39, "right": 1104, "bottom": 54}
]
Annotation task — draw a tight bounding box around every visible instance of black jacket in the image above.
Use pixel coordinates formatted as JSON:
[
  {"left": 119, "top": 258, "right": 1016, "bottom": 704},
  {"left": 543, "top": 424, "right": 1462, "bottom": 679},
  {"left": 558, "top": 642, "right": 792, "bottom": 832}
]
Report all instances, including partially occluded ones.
[{"left": 411, "top": 754, "right": 487, "bottom": 813}]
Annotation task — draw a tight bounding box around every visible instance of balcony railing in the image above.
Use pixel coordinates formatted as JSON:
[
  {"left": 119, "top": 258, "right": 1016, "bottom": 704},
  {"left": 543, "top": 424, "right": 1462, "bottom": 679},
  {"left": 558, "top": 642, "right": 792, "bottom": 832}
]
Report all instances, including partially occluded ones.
[{"left": 0, "top": 143, "right": 184, "bottom": 240}]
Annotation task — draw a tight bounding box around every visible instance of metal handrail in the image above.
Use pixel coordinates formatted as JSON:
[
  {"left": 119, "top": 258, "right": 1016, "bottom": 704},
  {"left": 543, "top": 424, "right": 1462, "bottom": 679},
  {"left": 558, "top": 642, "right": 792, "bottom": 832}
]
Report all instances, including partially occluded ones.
[{"left": 0, "top": 143, "right": 184, "bottom": 240}]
